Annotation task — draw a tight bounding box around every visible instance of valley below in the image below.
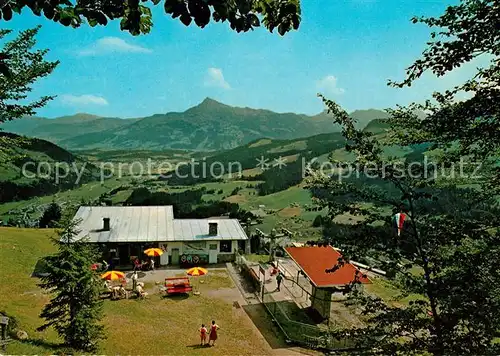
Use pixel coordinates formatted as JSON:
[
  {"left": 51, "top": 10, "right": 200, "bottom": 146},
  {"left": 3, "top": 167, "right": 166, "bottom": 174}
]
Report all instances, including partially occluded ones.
[{"left": 0, "top": 99, "right": 396, "bottom": 238}]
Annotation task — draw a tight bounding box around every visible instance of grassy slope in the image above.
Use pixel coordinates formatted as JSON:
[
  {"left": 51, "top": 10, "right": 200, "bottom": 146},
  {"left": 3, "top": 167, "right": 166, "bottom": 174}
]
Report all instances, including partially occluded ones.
[
  {"left": 0, "top": 228, "right": 272, "bottom": 355},
  {"left": 0, "top": 228, "right": 60, "bottom": 351}
]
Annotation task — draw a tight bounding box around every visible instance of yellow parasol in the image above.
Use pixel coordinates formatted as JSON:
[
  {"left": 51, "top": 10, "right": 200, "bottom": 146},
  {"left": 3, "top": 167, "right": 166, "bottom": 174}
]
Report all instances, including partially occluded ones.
[
  {"left": 144, "top": 248, "right": 164, "bottom": 257},
  {"left": 186, "top": 267, "right": 207, "bottom": 295},
  {"left": 101, "top": 270, "right": 125, "bottom": 281},
  {"left": 186, "top": 267, "right": 208, "bottom": 276}
]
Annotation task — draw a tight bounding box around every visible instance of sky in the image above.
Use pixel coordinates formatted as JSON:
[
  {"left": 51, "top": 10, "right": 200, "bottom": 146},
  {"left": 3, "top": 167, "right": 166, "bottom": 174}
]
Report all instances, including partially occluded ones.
[{"left": 6, "top": 0, "right": 482, "bottom": 118}]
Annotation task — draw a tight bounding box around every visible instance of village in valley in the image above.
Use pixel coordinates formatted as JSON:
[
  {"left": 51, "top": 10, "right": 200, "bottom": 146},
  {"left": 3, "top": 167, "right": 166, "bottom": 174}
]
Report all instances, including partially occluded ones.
[{"left": 0, "top": 0, "right": 498, "bottom": 355}]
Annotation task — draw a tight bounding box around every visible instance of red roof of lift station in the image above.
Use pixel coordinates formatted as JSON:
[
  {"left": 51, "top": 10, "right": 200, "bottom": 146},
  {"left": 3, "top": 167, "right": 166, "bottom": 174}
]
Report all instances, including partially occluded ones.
[{"left": 284, "top": 246, "right": 371, "bottom": 288}]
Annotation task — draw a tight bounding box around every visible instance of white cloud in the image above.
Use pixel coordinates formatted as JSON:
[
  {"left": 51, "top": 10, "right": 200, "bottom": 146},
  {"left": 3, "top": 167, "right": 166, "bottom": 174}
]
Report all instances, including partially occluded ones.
[
  {"left": 77, "top": 37, "right": 152, "bottom": 56},
  {"left": 316, "top": 75, "right": 345, "bottom": 96},
  {"left": 59, "top": 94, "right": 109, "bottom": 106},
  {"left": 204, "top": 68, "right": 231, "bottom": 89}
]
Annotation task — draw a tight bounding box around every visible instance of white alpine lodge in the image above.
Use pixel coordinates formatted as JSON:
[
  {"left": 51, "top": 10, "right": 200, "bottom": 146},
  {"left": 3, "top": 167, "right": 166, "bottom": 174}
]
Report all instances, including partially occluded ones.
[{"left": 72, "top": 206, "right": 250, "bottom": 267}]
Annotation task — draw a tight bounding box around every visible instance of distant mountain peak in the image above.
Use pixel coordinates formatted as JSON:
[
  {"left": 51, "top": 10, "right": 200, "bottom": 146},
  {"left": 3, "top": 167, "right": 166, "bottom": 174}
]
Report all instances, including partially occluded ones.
[
  {"left": 186, "top": 96, "right": 230, "bottom": 112},
  {"left": 73, "top": 112, "right": 100, "bottom": 118},
  {"left": 201, "top": 97, "right": 219, "bottom": 105},
  {"left": 57, "top": 113, "right": 102, "bottom": 121},
  {"left": 194, "top": 97, "right": 228, "bottom": 110}
]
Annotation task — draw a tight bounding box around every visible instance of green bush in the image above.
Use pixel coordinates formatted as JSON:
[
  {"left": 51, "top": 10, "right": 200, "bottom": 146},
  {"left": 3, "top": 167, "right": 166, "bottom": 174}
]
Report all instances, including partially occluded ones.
[{"left": 312, "top": 214, "right": 323, "bottom": 227}]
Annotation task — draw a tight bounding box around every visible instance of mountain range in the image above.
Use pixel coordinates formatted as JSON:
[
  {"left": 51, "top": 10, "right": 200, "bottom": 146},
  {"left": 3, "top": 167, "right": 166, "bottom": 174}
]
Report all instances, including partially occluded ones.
[{"left": 1, "top": 98, "right": 390, "bottom": 151}]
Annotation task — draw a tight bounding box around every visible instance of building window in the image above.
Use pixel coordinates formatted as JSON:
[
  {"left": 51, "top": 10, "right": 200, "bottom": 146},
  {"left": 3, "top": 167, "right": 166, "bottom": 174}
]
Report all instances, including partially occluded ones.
[
  {"left": 219, "top": 241, "right": 232, "bottom": 253},
  {"left": 184, "top": 241, "right": 207, "bottom": 253},
  {"left": 209, "top": 244, "right": 218, "bottom": 250}
]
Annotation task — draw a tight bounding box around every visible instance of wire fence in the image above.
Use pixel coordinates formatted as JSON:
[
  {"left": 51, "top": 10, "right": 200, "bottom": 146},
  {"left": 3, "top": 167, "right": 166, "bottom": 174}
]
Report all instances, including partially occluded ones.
[
  {"left": 262, "top": 288, "right": 358, "bottom": 350},
  {"left": 235, "top": 253, "right": 360, "bottom": 351}
]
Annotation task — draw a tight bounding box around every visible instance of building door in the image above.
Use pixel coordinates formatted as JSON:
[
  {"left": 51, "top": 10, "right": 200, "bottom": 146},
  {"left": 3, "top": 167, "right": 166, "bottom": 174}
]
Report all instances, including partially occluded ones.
[
  {"left": 208, "top": 243, "right": 218, "bottom": 264},
  {"left": 118, "top": 244, "right": 129, "bottom": 266},
  {"left": 171, "top": 248, "right": 180, "bottom": 265},
  {"left": 159, "top": 244, "right": 168, "bottom": 265}
]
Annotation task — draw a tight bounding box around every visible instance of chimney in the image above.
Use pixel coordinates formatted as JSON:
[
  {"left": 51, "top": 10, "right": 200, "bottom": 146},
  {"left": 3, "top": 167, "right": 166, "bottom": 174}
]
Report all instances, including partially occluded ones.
[
  {"left": 208, "top": 222, "right": 218, "bottom": 236},
  {"left": 103, "top": 218, "right": 110, "bottom": 231}
]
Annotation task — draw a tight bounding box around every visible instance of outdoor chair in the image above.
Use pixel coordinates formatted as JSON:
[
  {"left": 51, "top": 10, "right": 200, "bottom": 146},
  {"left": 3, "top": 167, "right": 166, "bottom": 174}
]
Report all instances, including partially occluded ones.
[
  {"left": 102, "top": 281, "right": 114, "bottom": 298},
  {"left": 111, "top": 286, "right": 121, "bottom": 300},
  {"left": 135, "top": 285, "right": 148, "bottom": 299}
]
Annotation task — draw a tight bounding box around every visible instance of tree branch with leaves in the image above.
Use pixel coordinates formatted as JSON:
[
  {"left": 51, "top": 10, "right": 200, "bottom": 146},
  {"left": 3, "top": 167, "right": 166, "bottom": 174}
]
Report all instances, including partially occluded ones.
[
  {"left": 306, "top": 93, "right": 500, "bottom": 355},
  {"left": 0, "top": 0, "right": 301, "bottom": 36},
  {"left": 387, "top": 0, "right": 499, "bottom": 190},
  {"left": 0, "top": 26, "right": 59, "bottom": 123}
]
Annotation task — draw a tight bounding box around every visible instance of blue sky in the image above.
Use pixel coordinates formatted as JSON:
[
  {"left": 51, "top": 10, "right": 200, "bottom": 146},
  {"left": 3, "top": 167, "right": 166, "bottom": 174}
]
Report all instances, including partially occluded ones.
[{"left": 7, "top": 0, "right": 479, "bottom": 118}]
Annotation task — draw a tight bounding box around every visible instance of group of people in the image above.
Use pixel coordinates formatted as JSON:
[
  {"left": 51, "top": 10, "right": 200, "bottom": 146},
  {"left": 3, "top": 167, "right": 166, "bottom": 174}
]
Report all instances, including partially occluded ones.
[
  {"left": 133, "top": 257, "right": 155, "bottom": 272},
  {"left": 199, "top": 321, "right": 220, "bottom": 346},
  {"left": 103, "top": 271, "right": 148, "bottom": 300},
  {"left": 131, "top": 271, "right": 148, "bottom": 298},
  {"left": 104, "top": 280, "right": 128, "bottom": 299}
]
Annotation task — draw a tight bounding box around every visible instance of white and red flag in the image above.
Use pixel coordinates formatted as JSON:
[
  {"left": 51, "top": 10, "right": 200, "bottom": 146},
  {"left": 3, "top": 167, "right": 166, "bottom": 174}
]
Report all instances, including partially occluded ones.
[{"left": 393, "top": 212, "right": 408, "bottom": 236}]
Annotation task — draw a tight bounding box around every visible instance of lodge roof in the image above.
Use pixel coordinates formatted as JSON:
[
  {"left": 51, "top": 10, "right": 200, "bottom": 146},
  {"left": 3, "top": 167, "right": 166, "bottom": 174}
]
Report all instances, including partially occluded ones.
[
  {"left": 284, "top": 246, "right": 371, "bottom": 288},
  {"left": 72, "top": 206, "right": 248, "bottom": 243}
]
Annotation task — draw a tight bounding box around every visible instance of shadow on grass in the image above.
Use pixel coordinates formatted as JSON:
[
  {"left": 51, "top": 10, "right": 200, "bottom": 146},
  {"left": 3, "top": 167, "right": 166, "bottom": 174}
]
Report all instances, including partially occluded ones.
[
  {"left": 16, "top": 337, "right": 67, "bottom": 353},
  {"left": 31, "top": 259, "right": 49, "bottom": 278},
  {"left": 186, "top": 344, "right": 211, "bottom": 349},
  {"left": 242, "top": 303, "right": 289, "bottom": 350},
  {"left": 161, "top": 294, "right": 190, "bottom": 301}
]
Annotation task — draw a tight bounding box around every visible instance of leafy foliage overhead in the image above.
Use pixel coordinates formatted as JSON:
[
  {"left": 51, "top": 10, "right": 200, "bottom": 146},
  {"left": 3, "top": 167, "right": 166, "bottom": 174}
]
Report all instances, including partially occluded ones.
[{"left": 1, "top": 0, "right": 301, "bottom": 36}]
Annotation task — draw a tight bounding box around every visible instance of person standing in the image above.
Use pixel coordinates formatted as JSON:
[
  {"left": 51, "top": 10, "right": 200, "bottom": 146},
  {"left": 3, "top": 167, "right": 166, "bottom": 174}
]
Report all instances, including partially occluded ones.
[
  {"left": 132, "top": 270, "right": 138, "bottom": 291},
  {"left": 208, "top": 320, "right": 220, "bottom": 346},
  {"left": 276, "top": 271, "right": 283, "bottom": 291},
  {"left": 150, "top": 258, "right": 155, "bottom": 272},
  {"left": 199, "top": 324, "right": 208, "bottom": 346}
]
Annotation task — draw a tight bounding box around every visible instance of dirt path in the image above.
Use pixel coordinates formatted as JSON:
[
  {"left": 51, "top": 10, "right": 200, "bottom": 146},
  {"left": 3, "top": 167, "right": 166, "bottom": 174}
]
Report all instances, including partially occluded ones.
[{"left": 224, "top": 263, "right": 321, "bottom": 356}]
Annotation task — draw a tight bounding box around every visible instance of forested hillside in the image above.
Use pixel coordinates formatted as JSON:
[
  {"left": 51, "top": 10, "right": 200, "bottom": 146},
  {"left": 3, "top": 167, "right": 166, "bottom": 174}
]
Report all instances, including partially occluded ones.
[{"left": 0, "top": 132, "right": 101, "bottom": 204}]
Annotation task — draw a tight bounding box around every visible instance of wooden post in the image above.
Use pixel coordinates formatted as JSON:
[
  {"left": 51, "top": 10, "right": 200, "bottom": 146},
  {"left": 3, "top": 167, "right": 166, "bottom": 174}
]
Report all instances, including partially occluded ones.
[
  {"left": 1, "top": 316, "right": 9, "bottom": 352},
  {"left": 259, "top": 264, "right": 266, "bottom": 300}
]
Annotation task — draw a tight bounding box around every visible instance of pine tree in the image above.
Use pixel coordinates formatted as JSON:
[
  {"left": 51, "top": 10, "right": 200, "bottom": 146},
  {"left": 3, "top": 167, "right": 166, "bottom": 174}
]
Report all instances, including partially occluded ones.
[
  {"left": 39, "top": 202, "right": 62, "bottom": 228},
  {"left": 37, "top": 218, "right": 105, "bottom": 352},
  {"left": 312, "top": 214, "right": 323, "bottom": 227}
]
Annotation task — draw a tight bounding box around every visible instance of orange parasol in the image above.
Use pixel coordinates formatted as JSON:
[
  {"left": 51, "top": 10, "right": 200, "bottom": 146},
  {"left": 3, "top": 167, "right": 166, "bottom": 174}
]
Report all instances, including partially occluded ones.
[
  {"left": 101, "top": 271, "right": 125, "bottom": 281},
  {"left": 186, "top": 267, "right": 208, "bottom": 276},
  {"left": 144, "top": 248, "right": 164, "bottom": 257}
]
